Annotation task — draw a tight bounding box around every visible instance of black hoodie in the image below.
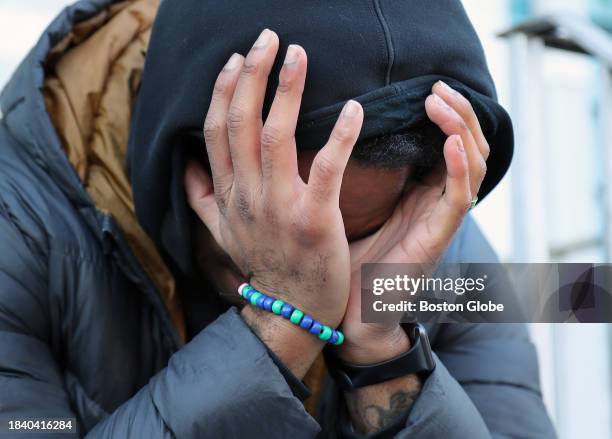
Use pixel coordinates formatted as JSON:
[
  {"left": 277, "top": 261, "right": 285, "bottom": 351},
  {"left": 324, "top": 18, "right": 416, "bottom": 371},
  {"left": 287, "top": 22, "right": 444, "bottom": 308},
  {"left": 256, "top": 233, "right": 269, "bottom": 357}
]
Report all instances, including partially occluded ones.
[{"left": 128, "top": 0, "right": 514, "bottom": 274}]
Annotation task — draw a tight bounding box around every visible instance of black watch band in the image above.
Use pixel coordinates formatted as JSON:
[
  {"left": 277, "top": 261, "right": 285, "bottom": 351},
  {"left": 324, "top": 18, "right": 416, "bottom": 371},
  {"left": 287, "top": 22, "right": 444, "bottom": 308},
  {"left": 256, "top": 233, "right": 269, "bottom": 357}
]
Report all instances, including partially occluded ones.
[{"left": 324, "top": 324, "right": 435, "bottom": 391}]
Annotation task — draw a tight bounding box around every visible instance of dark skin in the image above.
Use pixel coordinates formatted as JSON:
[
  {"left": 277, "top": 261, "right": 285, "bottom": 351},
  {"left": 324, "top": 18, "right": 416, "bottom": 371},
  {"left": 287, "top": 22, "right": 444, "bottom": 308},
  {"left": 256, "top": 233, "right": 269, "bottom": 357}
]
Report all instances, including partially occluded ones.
[
  {"left": 185, "top": 29, "right": 489, "bottom": 434},
  {"left": 193, "top": 153, "right": 418, "bottom": 435},
  {"left": 195, "top": 153, "right": 411, "bottom": 301}
]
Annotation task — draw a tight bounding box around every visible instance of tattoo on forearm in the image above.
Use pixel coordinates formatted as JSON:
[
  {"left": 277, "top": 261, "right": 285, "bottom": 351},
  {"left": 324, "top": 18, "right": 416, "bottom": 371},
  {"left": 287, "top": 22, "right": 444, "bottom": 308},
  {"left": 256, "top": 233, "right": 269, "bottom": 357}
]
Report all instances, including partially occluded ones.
[
  {"left": 346, "top": 376, "right": 422, "bottom": 434},
  {"left": 363, "top": 391, "right": 416, "bottom": 430}
]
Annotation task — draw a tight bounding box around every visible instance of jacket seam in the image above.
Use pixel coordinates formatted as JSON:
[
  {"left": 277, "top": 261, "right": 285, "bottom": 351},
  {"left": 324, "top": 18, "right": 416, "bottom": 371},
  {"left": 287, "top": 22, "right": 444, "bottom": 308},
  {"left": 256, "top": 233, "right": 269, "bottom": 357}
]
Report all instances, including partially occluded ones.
[
  {"left": 147, "top": 378, "right": 179, "bottom": 439},
  {"left": 372, "top": 0, "right": 395, "bottom": 86},
  {"left": 0, "top": 96, "right": 25, "bottom": 124}
]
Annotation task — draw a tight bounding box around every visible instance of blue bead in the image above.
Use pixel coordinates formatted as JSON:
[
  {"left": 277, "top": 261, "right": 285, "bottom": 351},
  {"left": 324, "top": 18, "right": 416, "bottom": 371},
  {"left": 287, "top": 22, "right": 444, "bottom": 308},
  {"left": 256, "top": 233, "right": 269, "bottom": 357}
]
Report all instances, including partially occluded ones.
[
  {"left": 255, "top": 295, "right": 266, "bottom": 308},
  {"left": 262, "top": 297, "right": 275, "bottom": 311},
  {"left": 244, "top": 287, "right": 255, "bottom": 300},
  {"left": 299, "top": 315, "right": 314, "bottom": 330},
  {"left": 309, "top": 321, "right": 322, "bottom": 336},
  {"left": 281, "top": 304, "right": 295, "bottom": 319},
  {"left": 329, "top": 330, "right": 339, "bottom": 345}
]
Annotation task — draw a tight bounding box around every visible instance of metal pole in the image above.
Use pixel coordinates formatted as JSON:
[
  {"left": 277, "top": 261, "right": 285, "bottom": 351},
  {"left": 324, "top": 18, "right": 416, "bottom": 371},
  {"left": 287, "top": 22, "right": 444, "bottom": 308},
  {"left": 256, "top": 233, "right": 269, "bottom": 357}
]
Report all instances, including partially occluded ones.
[
  {"left": 509, "top": 34, "right": 550, "bottom": 262},
  {"left": 601, "top": 65, "right": 612, "bottom": 261}
]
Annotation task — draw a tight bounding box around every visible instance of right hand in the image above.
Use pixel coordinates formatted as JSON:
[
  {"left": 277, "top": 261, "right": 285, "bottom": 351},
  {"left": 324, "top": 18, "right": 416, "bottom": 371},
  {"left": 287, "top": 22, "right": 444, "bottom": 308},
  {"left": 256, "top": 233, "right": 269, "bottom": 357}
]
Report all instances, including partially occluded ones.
[{"left": 184, "top": 29, "right": 364, "bottom": 328}]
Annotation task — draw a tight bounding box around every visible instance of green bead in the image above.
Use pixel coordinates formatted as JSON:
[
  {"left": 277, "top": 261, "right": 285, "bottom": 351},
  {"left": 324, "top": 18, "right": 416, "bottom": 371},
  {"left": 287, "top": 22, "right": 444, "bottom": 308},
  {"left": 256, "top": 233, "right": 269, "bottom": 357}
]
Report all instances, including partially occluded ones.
[
  {"left": 271, "top": 300, "right": 285, "bottom": 315},
  {"left": 249, "top": 292, "right": 262, "bottom": 305},
  {"left": 333, "top": 331, "right": 345, "bottom": 346},
  {"left": 242, "top": 285, "right": 253, "bottom": 298},
  {"left": 289, "top": 309, "right": 304, "bottom": 325},
  {"left": 318, "top": 325, "right": 333, "bottom": 341}
]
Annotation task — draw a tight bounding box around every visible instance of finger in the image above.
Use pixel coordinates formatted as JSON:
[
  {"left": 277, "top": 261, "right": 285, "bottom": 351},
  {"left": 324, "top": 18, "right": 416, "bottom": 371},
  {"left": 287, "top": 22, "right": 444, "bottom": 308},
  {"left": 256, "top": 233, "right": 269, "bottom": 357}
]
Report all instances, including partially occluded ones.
[
  {"left": 203, "top": 53, "right": 245, "bottom": 199},
  {"left": 184, "top": 160, "right": 222, "bottom": 244},
  {"left": 432, "top": 81, "right": 489, "bottom": 160},
  {"left": 429, "top": 135, "right": 471, "bottom": 240},
  {"left": 227, "top": 29, "right": 280, "bottom": 187},
  {"left": 261, "top": 44, "right": 307, "bottom": 187},
  {"left": 425, "top": 93, "right": 486, "bottom": 197},
  {"left": 307, "top": 100, "right": 363, "bottom": 207}
]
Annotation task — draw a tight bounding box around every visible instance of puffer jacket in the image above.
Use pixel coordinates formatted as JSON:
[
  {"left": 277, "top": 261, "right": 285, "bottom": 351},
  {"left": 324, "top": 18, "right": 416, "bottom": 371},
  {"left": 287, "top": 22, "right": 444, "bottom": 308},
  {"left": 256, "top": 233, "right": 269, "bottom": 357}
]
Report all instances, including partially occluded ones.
[{"left": 0, "top": 0, "right": 556, "bottom": 438}]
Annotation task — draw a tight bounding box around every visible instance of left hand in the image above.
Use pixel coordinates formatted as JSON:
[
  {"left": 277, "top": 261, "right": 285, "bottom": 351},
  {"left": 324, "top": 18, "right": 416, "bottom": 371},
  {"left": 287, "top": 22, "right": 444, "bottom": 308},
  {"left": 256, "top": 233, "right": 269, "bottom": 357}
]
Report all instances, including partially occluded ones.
[{"left": 336, "top": 81, "right": 490, "bottom": 364}]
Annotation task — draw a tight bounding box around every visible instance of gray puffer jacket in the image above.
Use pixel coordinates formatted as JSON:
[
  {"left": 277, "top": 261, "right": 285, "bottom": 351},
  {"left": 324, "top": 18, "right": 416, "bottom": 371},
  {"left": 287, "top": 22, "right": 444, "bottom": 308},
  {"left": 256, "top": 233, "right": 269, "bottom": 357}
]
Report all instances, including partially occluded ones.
[{"left": 0, "top": 0, "right": 555, "bottom": 438}]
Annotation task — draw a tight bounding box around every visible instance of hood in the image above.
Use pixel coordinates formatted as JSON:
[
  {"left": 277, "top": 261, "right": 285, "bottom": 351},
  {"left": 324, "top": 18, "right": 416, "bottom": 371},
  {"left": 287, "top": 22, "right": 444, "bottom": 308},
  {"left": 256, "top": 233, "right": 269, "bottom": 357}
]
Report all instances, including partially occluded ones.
[{"left": 129, "top": 0, "right": 514, "bottom": 275}]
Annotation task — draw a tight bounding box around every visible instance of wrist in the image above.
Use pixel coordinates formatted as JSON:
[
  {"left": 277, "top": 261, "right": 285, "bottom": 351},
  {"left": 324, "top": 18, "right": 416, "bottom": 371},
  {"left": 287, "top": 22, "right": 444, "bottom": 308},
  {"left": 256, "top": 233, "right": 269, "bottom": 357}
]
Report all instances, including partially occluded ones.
[
  {"left": 334, "top": 325, "right": 411, "bottom": 365},
  {"left": 241, "top": 305, "right": 324, "bottom": 379},
  {"left": 249, "top": 278, "right": 347, "bottom": 328}
]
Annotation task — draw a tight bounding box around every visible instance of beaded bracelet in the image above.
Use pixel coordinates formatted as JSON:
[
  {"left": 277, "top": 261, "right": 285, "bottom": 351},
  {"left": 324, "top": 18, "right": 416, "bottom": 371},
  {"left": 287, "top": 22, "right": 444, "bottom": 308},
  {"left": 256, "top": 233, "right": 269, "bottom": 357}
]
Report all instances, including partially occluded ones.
[{"left": 238, "top": 283, "right": 345, "bottom": 346}]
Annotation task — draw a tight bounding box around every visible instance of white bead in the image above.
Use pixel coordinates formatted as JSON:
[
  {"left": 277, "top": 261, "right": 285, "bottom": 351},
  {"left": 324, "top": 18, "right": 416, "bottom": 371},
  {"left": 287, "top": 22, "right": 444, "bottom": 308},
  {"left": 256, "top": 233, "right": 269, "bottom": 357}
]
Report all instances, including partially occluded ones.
[{"left": 238, "top": 283, "right": 249, "bottom": 297}]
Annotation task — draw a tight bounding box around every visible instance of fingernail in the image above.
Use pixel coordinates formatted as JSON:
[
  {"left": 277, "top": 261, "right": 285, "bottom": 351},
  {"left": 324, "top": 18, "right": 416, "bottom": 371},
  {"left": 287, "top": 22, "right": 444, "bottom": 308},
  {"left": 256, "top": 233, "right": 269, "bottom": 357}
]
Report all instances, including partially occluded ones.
[
  {"left": 253, "top": 29, "right": 272, "bottom": 48},
  {"left": 284, "top": 45, "right": 299, "bottom": 65},
  {"left": 342, "top": 100, "right": 359, "bottom": 118},
  {"left": 223, "top": 53, "right": 242, "bottom": 71},
  {"left": 456, "top": 135, "right": 464, "bottom": 152},
  {"left": 433, "top": 93, "right": 451, "bottom": 111}
]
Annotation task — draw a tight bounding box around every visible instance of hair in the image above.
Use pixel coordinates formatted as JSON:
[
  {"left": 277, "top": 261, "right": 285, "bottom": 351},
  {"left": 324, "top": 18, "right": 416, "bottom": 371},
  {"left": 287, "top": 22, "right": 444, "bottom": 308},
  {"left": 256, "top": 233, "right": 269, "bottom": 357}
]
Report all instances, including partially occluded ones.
[
  {"left": 188, "top": 121, "right": 446, "bottom": 181},
  {"left": 351, "top": 122, "right": 446, "bottom": 180}
]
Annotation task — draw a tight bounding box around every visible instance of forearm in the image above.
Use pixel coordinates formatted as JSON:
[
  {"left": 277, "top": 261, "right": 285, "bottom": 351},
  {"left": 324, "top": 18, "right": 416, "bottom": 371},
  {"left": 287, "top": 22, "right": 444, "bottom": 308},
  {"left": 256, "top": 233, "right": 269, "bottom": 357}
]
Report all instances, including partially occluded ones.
[
  {"left": 338, "top": 326, "right": 422, "bottom": 435},
  {"left": 91, "top": 308, "right": 320, "bottom": 438},
  {"left": 241, "top": 305, "right": 324, "bottom": 379},
  {"left": 345, "top": 373, "right": 422, "bottom": 435}
]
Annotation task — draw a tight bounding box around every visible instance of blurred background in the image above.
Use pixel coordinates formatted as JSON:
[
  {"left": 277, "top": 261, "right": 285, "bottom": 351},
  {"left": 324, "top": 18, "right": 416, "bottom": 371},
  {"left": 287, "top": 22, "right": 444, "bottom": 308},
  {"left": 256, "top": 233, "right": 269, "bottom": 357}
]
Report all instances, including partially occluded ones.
[{"left": 1, "top": 0, "right": 611, "bottom": 437}]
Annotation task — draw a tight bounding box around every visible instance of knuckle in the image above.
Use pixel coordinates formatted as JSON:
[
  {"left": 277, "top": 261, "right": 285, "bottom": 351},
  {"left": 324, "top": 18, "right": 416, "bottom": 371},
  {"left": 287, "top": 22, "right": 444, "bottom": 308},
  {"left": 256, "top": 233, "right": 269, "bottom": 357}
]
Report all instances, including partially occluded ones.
[
  {"left": 214, "top": 190, "right": 229, "bottom": 213},
  {"left": 292, "top": 213, "right": 324, "bottom": 242},
  {"left": 260, "top": 125, "right": 284, "bottom": 152},
  {"left": 241, "top": 60, "right": 259, "bottom": 77},
  {"left": 331, "top": 125, "right": 353, "bottom": 143},
  {"left": 276, "top": 79, "right": 292, "bottom": 95},
  {"left": 457, "top": 94, "right": 474, "bottom": 114},
  {"left": 212, "top": 76, "right": 229, "bottom": 97},
  {"left": 313, "top": 155, "right": 339, "bottom": 180},
  {"left": 457, "top": 118, "right": 470, "bottom": 134},
  {"left": 478, "top": 159, "right": 488, "bottom": 177},
  {"left": 309, "top": 186, "right": 331, "bottom": 205},
  {"left": 227, "top": 106, "right": 245, "bottom": 134},
  {"left": 481, "top": 141, "right": 491, "bottom": 160},
  {"left": 470, "top": 156, "right": 487, "bottom": 179},
  {"left": 203, "top": 118, "right": 222, "bottom": 143},
  {"left": 212, "top": 178, "right": 232, "bottom": 204}
]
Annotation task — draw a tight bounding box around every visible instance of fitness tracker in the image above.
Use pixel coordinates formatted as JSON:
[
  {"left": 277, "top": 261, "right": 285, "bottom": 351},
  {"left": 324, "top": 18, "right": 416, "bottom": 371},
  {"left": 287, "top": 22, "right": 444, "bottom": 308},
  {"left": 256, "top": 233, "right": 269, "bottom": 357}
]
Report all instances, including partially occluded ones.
[{"left": 324, "top": 324, "right": 435, "bottom": 391}]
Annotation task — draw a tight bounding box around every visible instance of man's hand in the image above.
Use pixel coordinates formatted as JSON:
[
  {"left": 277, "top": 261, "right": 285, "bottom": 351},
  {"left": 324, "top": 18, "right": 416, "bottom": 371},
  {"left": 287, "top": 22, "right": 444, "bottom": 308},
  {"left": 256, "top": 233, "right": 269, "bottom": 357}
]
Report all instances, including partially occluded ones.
[
  {"left": 336, "top": 81, "right": 490, "bottom": 365},
  {"left": 184, "top": 30, "right": 364, "bottom": 378},
  {"left": 337, "top": 82, "right": 489, "bottom": 435}
]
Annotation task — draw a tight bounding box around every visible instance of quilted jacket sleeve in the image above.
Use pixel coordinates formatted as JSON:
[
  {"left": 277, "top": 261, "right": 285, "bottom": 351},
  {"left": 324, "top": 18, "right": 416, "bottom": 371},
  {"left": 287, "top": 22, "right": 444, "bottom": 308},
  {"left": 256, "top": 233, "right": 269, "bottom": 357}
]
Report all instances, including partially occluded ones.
[
  {"left": 0, "top": 196, "right": 319, "bottom": 438},
  {"left": 88, "top": 309, "right": 320, "bottom": 438}
]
